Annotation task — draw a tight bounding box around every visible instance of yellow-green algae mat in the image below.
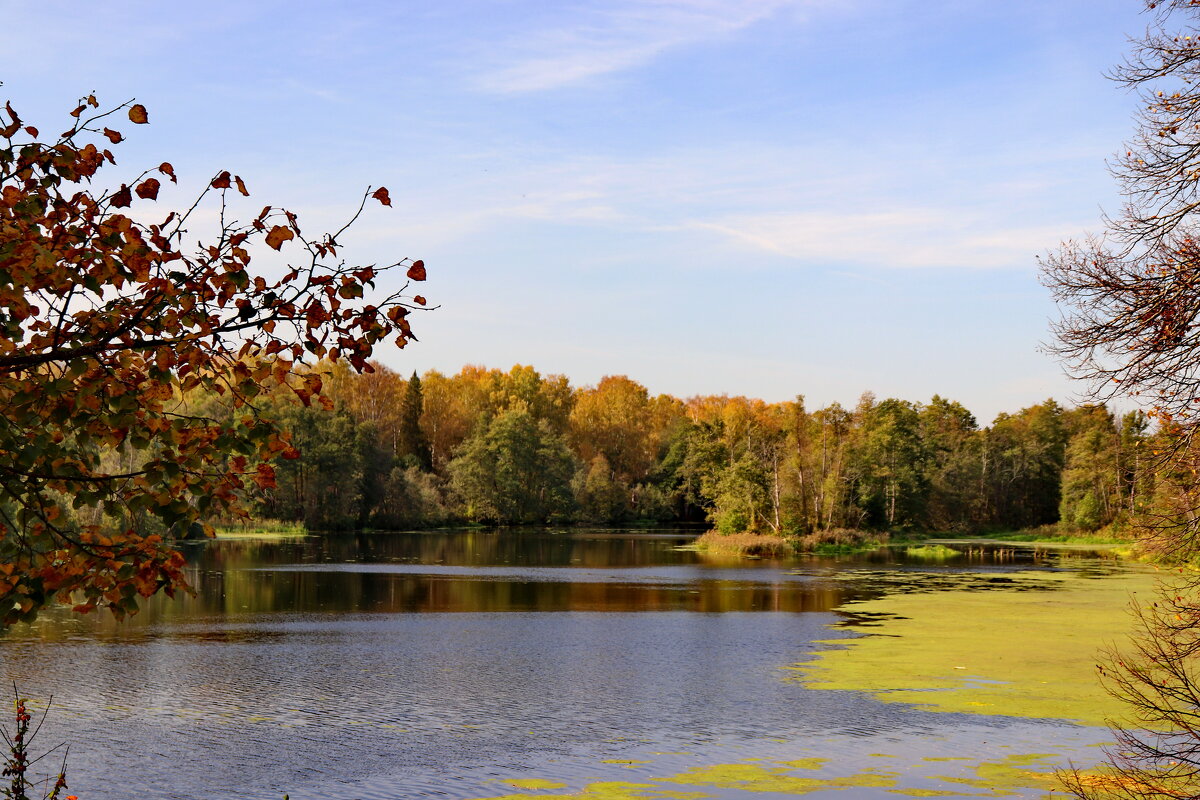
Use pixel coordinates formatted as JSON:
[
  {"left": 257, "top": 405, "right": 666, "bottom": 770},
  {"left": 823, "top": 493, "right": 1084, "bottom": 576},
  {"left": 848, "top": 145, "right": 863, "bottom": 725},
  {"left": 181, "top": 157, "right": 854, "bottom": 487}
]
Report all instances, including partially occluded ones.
[
  {"left": 469, "top": 753, "right": 1064, "bottom": 798},
  {"left": 792, "top": 567, "right": 1159, "bottom": 727}
]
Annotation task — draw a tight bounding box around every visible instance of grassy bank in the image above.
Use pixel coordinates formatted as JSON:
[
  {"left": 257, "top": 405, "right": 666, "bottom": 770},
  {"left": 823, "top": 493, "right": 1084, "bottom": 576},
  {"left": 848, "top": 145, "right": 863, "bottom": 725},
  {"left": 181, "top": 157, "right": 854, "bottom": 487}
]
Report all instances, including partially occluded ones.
[
  {"left": 211, "top": 519, "right": 307, "bottom": 539},
  {"left": 689, "top": 521, "right": 1143, "bottom": 558},
  {"left": 979, "top": 524, "right": 1130, "bottom": 546}
]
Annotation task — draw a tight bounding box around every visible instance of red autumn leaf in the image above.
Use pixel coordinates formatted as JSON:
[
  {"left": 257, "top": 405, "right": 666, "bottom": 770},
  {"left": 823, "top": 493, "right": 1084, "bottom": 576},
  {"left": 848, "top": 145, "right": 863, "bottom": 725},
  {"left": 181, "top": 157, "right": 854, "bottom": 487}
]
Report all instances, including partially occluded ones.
[
  {"left": 135, "top": 178, "right": 160, "bottom": 200},
  {"left": 110, "top": 184, "right": 132, "bottom": 208},
  {"left": 211, "top": 171, "right": 231, "bottom": 190},
  {"left": 265, "top": 225, "right": 295, "bottom": 251},
  {"left": 158, "top": 162, "right": 177, "bottom": 183},
  {"left": 253, "top": 464, "right": 277, "bottom": 489},
  {"left": 69, "top": 104, "right": 85, "bottom": 119},
  {"left": 406, "top": 260, "right": 426, "bottom": 281},
  {"left": 128, "top": 104, "right": 149, "bottom": 124},
  {"left": 413, "top": 295, "right": 426, "bottom": 306},
  {"left": 102, "top": 128, "right": 123, "bottom": 144},
  {"left": 372, "top": 187, "right": 392, "bottom": 207},
  {"left": 23, "top": 126, "right": 37, "bottom": 138},
  {"left": 234, "top": 175, "right": 249, "bottom": 197}
]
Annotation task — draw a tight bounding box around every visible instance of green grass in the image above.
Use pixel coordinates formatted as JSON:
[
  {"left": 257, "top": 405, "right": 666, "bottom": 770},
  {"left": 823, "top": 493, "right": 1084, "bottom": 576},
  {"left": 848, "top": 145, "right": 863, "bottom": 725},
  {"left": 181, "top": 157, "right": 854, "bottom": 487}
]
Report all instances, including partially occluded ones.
[
  {"left": 212, "top": 519, "right": 307, "bottom": 539},
  {"left": 903, "top": 544, "right": 961, "bottom": 559},
  {"left": 982, "top": 530, "right": 1127, "bottom": 545}
]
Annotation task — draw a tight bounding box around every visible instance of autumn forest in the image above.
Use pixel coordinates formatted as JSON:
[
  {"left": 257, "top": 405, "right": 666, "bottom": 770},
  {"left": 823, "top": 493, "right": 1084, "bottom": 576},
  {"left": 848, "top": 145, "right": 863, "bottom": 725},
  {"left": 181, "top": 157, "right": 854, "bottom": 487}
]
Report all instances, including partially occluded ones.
[{"left": 229, "top": 361, "right": 1152, "bottom": 538}]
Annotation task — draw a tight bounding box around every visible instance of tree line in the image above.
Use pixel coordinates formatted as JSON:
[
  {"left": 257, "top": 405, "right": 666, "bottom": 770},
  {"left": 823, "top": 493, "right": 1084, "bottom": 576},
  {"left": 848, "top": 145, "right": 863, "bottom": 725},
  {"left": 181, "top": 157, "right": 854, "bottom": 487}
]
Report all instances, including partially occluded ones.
[{"left": 236, "top": 361, "right": 1158, "bottom": 536}]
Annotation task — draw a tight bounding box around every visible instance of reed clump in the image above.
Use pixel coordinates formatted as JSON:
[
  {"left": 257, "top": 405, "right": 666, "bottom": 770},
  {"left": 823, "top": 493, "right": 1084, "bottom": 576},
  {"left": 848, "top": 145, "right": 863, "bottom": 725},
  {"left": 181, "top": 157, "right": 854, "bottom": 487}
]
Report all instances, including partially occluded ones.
[
  {"left": 691, "top": 531, "right": 796, "bottom": 557},
  {"left": 796, "top": 529, "right": 889, "bottom": 554}
]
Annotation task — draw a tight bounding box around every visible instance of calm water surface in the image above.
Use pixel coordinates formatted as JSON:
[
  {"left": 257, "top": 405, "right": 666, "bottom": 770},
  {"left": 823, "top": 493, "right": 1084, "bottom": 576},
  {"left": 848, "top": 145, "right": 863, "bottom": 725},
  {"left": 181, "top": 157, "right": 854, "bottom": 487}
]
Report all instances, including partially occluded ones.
[{"left": 0, "top": 530, "right": 1127, "bottom": 799}]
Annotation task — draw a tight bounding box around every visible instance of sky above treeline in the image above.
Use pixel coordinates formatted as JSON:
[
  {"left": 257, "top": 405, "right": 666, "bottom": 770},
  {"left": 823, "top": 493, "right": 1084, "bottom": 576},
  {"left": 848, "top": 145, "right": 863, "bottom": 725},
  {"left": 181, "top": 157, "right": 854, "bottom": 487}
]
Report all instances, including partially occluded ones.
[{"left": 7, "top": 0, "right": 1151, "bottom": 424}]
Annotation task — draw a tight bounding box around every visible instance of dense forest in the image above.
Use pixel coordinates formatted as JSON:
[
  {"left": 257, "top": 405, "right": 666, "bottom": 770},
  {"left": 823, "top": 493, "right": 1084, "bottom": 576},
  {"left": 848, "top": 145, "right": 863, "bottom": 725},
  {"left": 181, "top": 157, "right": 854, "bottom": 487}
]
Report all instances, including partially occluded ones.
[{"left": 212, "top": 361, "right": 1157, "bottom": 536}]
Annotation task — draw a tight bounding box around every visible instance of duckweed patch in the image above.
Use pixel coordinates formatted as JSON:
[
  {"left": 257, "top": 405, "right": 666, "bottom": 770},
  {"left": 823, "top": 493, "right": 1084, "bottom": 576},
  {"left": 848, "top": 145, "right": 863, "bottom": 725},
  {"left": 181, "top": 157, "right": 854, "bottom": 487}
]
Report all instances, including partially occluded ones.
[
  {"left": 501, "top": 779, "right": 570, "bottom": 790},
  {"left": 905, "top": 754, "right": 1059, "bottom": 796},
  {"left": 469, "top": 751, "right": 1082, "bottom": 799},
  {"left": 470, "top": 783, "right": 705, "bottom": 800},
  {"left": 793, "top": 568, "right": 1157, "bottom": 725},
  {"left": 775, "top": 758, "right": 827, "bottom": 770},
  {"left": 662, "top": 762, "right": 896, "bottom": 794},
  {"left": 470, "top": 762, "right": 903, "bottom": 799}
]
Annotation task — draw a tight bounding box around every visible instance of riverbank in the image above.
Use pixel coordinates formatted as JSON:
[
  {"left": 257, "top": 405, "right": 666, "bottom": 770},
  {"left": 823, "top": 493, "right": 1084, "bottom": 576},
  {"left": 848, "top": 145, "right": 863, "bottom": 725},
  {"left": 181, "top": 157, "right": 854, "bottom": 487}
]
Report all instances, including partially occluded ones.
[{"left": 689, "top": 524, "right": 1136, "bottom": 558}]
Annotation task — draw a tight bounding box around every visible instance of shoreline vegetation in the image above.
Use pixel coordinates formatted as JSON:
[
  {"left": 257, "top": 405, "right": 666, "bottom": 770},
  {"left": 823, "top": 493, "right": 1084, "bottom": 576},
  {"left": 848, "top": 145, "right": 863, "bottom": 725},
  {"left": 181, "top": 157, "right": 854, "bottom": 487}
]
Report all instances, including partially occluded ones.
[
  {"left": 214, "top": 516, "right": 1133, "bottom": 558},
  {"left": 211, "top": 519, "right": 307, "bottom": 539},
  {"left": 687, "top": 526, "right": 1132, "bottom": 558}
]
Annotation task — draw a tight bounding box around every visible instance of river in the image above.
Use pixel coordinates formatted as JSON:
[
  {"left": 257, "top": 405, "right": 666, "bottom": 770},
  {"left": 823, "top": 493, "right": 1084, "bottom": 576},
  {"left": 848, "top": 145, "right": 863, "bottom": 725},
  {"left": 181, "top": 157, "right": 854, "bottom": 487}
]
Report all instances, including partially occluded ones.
[{"left": 0, "top": 530, "right": 1139, "bottom": 798}]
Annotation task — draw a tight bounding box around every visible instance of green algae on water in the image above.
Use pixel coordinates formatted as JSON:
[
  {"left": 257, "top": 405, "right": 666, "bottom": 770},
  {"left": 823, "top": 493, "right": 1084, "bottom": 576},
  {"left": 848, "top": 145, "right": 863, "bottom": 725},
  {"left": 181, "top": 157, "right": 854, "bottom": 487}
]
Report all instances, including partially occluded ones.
[
  {"left": 928, "top": 754, "right": 1059, "bottom": 792},
  {"left": 468, "top": 751, "right": 1080, "bottom": 799},
  {"left": 500, "top": 779, "right": 569, "bottom": 790},
  {"left": 792, "top": 568, "right": 1157, "bottom": 726},
  {"left": 775, "top": 758, "right": 828, "bottom": 770},
  {"left": 662, "top": 762, "right": 899, "bottom": 794},
  {"left": 469, "top": 782, "right": 705, "bottom": 800}
]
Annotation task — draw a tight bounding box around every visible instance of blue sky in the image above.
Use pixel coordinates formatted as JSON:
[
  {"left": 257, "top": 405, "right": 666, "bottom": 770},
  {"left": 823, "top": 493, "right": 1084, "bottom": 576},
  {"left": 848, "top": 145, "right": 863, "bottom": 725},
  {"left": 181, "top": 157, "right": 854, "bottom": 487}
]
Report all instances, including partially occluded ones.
[{"left": 6, "top": 0, "right": 1150, "bottom": 422}]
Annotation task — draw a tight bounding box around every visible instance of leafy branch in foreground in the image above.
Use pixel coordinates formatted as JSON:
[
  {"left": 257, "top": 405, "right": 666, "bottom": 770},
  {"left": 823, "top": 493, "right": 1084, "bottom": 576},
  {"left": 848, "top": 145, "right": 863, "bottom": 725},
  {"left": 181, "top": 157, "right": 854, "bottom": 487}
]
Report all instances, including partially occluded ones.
[
  {"left": 1, "top": 690, "right": 71, "bottom": 800},
  {"left": 1041, "top": 0, "right": 1200, "bottom": 559},
  {"left": 0, "top": 93, "right": 428, "bottom": 625},
  {"left": 1042, "top": 3, "right": 1200, "bottom": 795}
]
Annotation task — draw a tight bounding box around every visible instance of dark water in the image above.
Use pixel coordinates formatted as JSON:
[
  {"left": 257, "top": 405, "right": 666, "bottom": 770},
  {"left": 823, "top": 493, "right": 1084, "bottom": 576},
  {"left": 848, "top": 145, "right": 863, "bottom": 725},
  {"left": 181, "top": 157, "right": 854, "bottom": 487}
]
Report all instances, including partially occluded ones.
[{"left": 0, "top": 530, "right": 1124, "bottom": 799}]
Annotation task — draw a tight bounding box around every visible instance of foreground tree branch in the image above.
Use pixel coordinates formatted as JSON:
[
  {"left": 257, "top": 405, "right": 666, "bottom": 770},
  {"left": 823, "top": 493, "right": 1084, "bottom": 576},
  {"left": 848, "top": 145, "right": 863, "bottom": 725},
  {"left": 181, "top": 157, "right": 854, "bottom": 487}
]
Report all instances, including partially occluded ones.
[
  {"left": 1061, "top": 579, "right": 1200, "bottom": 799},
  {"left": 1041, "top": 0, "right": 1200, "bottom": 558},
  {"left": 0, "top": 94, "right": 428, "bottom": 625},
  {"left": 1045, "top": 3, "right": 1200, "bottom": 798}
]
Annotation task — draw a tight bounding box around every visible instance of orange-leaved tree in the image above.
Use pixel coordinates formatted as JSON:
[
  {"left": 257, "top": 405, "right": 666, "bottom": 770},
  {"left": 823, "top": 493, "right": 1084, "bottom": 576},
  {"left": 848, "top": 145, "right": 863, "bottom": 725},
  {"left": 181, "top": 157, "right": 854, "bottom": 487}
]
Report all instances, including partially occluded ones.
[{"left": 0, "top": 93, "right": 428, "bottom": 626}]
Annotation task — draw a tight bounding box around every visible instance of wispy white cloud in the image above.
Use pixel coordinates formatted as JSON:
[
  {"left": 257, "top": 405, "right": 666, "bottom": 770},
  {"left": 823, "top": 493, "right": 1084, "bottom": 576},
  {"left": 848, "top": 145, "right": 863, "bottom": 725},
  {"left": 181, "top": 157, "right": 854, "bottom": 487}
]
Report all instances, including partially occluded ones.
[
  {"left": 475, "top": 0, "right": 802, "bottom": 93},
  {"left": 692, "top": 212, "right": 1088, "bottom": 269},
  {"left": 349, "top": 140, "right": 1097, "bottom": 272}
]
